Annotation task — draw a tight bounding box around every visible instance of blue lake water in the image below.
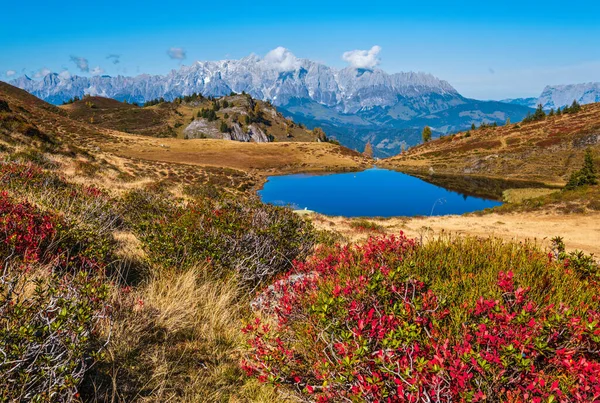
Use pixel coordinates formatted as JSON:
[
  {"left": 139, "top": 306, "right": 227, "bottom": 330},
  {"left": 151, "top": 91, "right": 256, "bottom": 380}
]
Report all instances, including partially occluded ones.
[{"left": 259, "top": 168, "right": 503, "bottom": 217}]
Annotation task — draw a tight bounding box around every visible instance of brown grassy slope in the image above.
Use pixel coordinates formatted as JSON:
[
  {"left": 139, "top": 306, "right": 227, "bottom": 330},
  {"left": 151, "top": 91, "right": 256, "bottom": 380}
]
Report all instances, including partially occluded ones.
[
  {"left": 103, "top": 133, "right": 369, "bottom": 176},
  {"left": 61, "top": 93, "right": 321, "bottom": 142},
  {"left": 380, "top": 103, "right": 600, "bottom": 185},
  {"left": 0, "top": 82, "right": 369, "bottom": 189},
  {"left": 61, "top": 96, "right": 177, "bottom": 137}
]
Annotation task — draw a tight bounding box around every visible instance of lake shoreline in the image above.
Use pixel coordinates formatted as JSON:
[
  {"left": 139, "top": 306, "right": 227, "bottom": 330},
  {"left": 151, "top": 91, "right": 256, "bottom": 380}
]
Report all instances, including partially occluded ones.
[{"left": 259, "top": 167, "right": 505, "bottom": 217}]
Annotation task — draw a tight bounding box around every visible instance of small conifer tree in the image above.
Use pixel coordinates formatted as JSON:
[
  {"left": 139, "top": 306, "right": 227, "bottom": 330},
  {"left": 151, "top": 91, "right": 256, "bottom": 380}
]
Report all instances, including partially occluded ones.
[
  {"left": 565, "top": 148, "right": 597, "bottom": 190},
  {"left": 422, "top": 126, "right": 432, "bottom": 143},
  {"left": 363, "top": 141, "right": 374, "bottom": 158}
]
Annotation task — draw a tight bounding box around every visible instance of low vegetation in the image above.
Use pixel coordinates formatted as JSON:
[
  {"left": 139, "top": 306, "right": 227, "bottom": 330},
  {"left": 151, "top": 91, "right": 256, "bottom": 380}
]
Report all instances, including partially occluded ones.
[
  {"left": 491, "top": 148, "right": 598, "bottom": 214},
  {"left": 382, "top": 101, "right": 600, "bottom": 185},
  {"left": 1, "top": 81, "right": 599, "bottom": 402},
  {"left": 0, "top": 159, "right": 315, "bottom": 401},
  {"left": 349, "top": 218, "right": 385, "bottom": 233},
  {"left": 243, "top": 234, "right": 599, "bottom": 402}
]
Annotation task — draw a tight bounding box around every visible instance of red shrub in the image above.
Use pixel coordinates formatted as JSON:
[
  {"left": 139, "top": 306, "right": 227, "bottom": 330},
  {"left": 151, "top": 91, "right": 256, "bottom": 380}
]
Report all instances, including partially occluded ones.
[
  {"left": 0, "top": 191, "right": 56, "bottom": 263},
  {"left": 242, "top": 234, "right": 600, "bottom": 402}
]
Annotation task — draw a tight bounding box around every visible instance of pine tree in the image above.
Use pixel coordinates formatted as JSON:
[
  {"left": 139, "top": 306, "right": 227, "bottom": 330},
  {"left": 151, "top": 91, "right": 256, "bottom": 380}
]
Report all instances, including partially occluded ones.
[
  {"left": 471, "top": 123, "right": 476, "bottom": 130},
  {"left": 565, "top": 148, "right": 597, "bottom": 190},
  {"left": 506, "top": 117, "right": 511, "bottom": 125},
  {"left": 533, "top": 104, "right": 546, "bottom": 120},
  {"left": 422, "top": 126, "right": 432, "bottom": 143},
  {"left": 312, "top": 127, "right": 327, "bottom": 142},
  {"left": 219, "top": 121, "right": 229, "bottom": 133},
  {"left": 363, "top": 141, "right": 374, "bottom": 158}
]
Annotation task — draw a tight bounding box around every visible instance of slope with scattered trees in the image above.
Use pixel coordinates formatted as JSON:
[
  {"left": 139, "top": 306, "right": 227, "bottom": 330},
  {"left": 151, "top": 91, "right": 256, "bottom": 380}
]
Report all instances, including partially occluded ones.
[
  {"left": 382, "top": 101, "right": 600, "bottom": 186},
  {"left": 62, "top": 91, "right": 333, "bottom": 143}
]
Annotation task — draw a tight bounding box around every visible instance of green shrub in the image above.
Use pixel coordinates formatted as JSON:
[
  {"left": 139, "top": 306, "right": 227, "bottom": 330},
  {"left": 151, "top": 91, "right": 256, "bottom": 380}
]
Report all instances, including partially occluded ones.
[
  {"left": 0, "top": 266, "right": 109, "bottom": 402},
  {"left": 349, "top": 219, "right": 385, "bottom": 233},
  {"left": 128, "top": 191, "right": 316, "bottom": 287}
]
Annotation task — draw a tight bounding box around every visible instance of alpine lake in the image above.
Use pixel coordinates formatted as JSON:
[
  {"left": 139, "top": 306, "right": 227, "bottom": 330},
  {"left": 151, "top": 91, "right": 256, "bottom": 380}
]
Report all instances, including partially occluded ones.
[{"left": 259, "top": 167, "right": 549, "bottom": 217}]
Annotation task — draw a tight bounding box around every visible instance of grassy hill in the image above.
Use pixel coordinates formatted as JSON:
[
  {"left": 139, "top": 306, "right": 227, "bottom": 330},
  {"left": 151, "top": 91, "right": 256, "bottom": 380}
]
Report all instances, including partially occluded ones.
[
  {"left": 62, "top": 92, "right": 325, "bottom": 142},
  {"left": 381, "top": 102, "right": 600, "bottom": 185},
  {"left": 62, "top": 96, "right": 177, "bottom": 137}
]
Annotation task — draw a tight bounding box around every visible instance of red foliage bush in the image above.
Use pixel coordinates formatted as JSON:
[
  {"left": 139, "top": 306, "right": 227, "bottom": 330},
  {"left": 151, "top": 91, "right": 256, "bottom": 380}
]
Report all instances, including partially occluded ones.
[
  {"left": 242, "top": 234, "right": 600, "bottom": 402},
  {"left": 0, "top": 190, "right": 56, "bottom": 263},
  {"left": 0, "top": 191, "right": 109, "bottom": 401}
]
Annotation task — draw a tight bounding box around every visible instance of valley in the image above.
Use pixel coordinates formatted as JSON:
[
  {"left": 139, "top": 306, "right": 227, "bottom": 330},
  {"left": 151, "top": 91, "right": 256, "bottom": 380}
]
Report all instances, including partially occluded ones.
[{"left": 1, "top": 76, "right": 599, "bottom": 402}]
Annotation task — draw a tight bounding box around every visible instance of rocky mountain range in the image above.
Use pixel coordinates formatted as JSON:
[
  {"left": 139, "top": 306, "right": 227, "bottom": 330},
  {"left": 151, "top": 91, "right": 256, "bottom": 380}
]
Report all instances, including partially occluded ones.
[
  {"left": 7, "top": 49, "right": 535, "bottom": 156},
  {"left": 500, "top": 82, "right": 600, "bottom": 111},
  {"left": 536, "top": 82, "right": 600, "bottom": 110}
]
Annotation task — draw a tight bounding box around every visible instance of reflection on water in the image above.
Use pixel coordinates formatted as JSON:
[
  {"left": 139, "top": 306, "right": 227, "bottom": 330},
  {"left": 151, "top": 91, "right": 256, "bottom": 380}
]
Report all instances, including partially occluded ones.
[{"left": 259, "top": 168, "right": 507, "bottom": 217}]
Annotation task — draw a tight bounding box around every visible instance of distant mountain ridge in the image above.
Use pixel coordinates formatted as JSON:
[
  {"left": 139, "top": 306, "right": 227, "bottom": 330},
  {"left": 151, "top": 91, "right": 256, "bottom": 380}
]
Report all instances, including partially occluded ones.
[
  {"left": 499, "top": 82, "right": 600, "bottom": 110},
  {"left": 7, "top": 50, "right": 535, "bottom": 156},
  {"left": 499, "top": 97, "right": 539, "bottom": 109},
  {"left": 537, "top": 82, "right": 600, "bottom": 110}
]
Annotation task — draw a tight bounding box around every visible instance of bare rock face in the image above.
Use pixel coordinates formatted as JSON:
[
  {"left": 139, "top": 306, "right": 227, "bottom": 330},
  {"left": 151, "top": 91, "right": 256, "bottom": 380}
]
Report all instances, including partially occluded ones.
[
  {"left": 183, "top": 120, "right": 220, "bottom": 139},
  {"left": 225, "top": 123, "right": 251, "bottom": 142},
  {"left": 538, "top": 82, "right": 600, "bottom": 109},
  {"left": 248, "top": 124, "right": 269, "bottom": 143}
]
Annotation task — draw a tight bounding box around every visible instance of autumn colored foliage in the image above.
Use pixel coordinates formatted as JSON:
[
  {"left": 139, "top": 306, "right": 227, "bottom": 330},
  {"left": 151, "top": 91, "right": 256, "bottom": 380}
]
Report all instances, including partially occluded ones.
[
  {"left": 0, "top": 190, "right": 109, "bottom": 401},
  {"left": 242, "top": 234, "right": 600, "bottom": 402}
]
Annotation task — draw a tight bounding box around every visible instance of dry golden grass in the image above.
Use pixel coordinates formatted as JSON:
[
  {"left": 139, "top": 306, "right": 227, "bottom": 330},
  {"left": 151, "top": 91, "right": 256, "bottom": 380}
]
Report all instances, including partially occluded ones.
[
  {"left": 502, "top": 187, "right": 558, "bottom": 203},
  {"left": 102, "top": 134, "right": 369, "bottom": 176},
  {"left": 311, "top": 211, "right": 600, "bottom": 256},
  {"left": 91, "top": 265, "right": 278, "bottom": 402},
  {"left": 381, "top": 103, "right": 600, "bottom": 185}
]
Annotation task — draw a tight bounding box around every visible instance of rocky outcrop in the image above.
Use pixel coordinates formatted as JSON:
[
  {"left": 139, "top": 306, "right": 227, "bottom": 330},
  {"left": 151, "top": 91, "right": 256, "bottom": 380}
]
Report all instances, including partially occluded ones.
[
  {"left": 248, "top": 125, "right": 269, "bottom": 143},
  {"left": 183, "top": 120, "right": 220, "bottom": 139},
  {"left": 224, "top": 123, "right": 251, "bottom": 142}
]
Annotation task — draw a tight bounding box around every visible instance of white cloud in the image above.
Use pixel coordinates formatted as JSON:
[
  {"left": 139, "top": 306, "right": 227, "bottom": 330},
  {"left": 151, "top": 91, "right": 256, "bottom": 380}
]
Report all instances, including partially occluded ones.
[
  {"left": 5, "top": 70, "right": 16, "bottom": 77},
  {"left": 90, "top": 66, "right": 105, "bottom": 76},
  {"left": 70, "top": 55, "right": 89, "bottom": 72},
  {"left": 261, "top": 47, "right": 300, "bottom": 71},
  {"left": 167, "top": 47, "right": 186, "bottom": 60},
  {"left": 59, "top": 70, "right": 71, "bottom": 79},
  {"left": 34, "top": 67, "right": 52, "bottom": 78},
  {"left": 342, "top": 45, "right": 382, "bottom": 69}
]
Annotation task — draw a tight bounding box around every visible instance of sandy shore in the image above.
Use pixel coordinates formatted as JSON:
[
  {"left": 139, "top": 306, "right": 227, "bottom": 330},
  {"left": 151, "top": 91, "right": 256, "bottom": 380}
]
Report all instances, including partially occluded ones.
[{"left": 312, "top": 211, "right": 600, "bottom": 256}]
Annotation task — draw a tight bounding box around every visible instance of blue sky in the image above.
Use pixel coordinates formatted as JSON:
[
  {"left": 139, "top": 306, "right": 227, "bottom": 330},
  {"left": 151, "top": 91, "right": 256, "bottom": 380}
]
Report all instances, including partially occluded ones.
[{"left": 1, "top": 0, "right": 599, "bottom": 99}]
